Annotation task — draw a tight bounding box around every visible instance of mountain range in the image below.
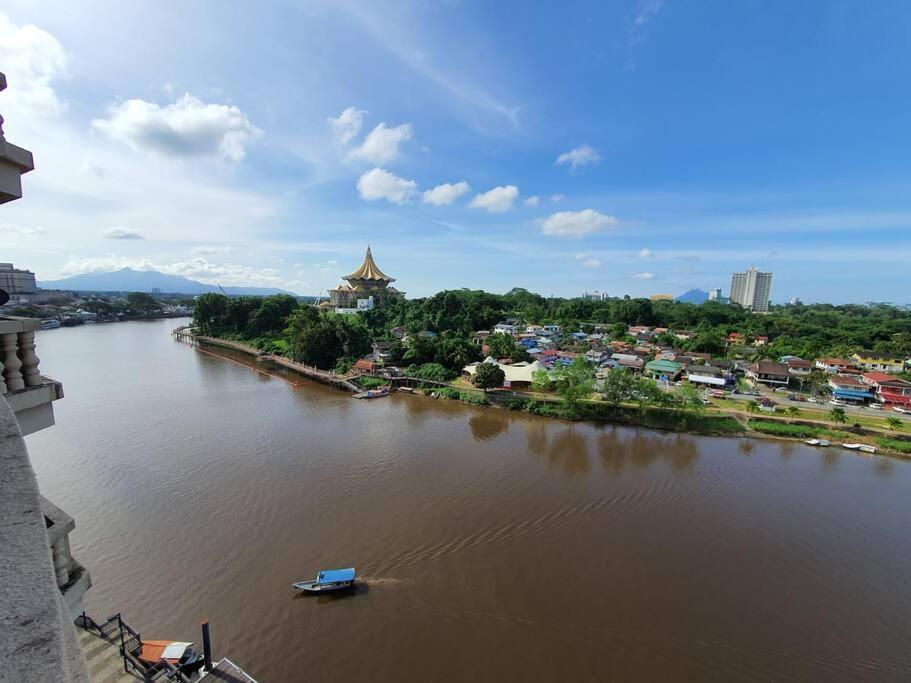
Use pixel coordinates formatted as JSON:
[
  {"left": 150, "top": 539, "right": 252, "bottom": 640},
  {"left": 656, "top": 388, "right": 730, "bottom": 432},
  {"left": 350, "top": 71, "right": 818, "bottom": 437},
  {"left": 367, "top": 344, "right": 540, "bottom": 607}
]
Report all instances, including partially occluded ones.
[{"left": 39, "top": 268, "right": 297, "bottom": 296}]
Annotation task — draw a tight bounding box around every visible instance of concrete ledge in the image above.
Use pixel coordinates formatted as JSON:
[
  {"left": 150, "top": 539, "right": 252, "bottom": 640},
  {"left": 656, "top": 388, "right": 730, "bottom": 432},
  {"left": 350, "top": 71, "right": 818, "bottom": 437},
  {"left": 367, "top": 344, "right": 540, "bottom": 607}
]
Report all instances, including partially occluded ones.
[{"left": 0, "top": 394, "right": 89, "bottom": 682}]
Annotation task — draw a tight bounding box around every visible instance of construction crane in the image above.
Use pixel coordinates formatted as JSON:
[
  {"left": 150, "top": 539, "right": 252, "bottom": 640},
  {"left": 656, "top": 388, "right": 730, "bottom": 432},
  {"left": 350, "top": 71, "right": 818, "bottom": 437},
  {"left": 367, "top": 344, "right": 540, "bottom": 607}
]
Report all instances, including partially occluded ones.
[{"left": 217, "top": 284, "right": 227, "bottom": 296}]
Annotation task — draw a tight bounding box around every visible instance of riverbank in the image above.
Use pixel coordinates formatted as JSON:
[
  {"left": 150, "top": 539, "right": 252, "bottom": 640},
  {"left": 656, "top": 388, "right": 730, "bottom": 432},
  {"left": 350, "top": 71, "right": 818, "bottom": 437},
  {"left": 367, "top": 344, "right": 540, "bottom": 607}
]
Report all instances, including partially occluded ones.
[{"left": 176, "top": 329, "right": 911, "bottom": 459}]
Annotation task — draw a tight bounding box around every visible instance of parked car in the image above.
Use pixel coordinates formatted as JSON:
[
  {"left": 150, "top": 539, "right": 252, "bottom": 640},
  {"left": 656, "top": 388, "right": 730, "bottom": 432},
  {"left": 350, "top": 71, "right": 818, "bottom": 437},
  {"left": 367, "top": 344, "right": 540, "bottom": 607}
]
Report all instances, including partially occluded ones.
[
  {"left": 806, "top": 396, "right": 819, "bottom": 403},
  {"left": 895, "top": 406, "right": 910, "bottom": 415},
  {"left": 868, "top": 403, "right": 882, "bottom": 410}
]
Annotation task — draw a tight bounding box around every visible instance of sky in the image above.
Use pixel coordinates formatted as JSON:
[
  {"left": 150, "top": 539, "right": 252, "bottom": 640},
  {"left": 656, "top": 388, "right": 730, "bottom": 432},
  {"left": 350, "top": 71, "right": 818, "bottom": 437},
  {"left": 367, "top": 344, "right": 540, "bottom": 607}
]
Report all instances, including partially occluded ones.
[{"left": 1, "top": 0, "right": 910, "bottom": 303}]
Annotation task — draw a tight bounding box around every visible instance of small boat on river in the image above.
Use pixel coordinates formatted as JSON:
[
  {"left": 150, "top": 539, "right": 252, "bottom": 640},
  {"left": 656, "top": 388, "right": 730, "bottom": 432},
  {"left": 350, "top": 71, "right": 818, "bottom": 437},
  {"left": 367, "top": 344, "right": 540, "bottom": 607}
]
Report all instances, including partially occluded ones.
[
  {"left": 352, "top": 387, "right": 390, "bottom": 399},
  {"left": 858, "top": 444, "right": 877, "bottom": 454},
  {"left": 40, "top": 318, "right": 61, "bottom": 330},
  {"left": 805, "top": 439, "right": 830, "bottom": 447},
  {"left": 841, "top": 443, "right": 862, "bottom": 450},
  {"left": 292, "top": 568, "right": 356, "bottom": 593}
]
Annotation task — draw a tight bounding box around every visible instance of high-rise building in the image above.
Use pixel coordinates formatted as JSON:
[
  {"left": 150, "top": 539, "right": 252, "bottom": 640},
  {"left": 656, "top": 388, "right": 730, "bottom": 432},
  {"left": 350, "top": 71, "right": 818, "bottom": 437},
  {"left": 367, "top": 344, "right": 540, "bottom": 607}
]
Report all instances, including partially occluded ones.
[
  {"left": 708, "top": 288, "right": 722, "bottom": 301},
  {"left": 581, "top": 290, "right": 609, "bottom": 301},
  {"left": 0, "top": 263, "right": 37, "bottom": 294},
  {"left": 729, "top": 267, "right": 772, "bottom": 312},
  {"left": 649, "top": 294, "right": 673, "bottom": 301}
]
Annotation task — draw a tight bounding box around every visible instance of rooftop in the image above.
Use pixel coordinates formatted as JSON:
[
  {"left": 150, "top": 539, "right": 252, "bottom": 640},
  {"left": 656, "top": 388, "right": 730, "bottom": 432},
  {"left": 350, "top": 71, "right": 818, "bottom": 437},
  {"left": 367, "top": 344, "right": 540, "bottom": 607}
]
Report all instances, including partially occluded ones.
[{"left": 343, "top": 247, "right": 395, "bottom": 282}]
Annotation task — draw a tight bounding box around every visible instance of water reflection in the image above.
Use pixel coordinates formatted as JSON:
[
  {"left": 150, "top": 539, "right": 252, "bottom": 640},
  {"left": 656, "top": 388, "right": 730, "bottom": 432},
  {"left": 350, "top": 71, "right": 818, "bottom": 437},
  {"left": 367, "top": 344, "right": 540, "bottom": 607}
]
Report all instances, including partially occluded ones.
[
  {"left": 469, "top": 413, "right": 509, "bottom": 441},
  {"left": 739, "top": 441, "right": 755, "bottom": 456}
]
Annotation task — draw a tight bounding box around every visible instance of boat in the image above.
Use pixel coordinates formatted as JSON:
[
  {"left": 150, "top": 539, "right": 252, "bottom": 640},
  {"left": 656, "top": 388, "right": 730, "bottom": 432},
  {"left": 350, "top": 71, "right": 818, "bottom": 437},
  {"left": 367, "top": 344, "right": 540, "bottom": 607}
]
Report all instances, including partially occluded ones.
[
  {"left": 858, "top": 444, "right": 877, "bottom": 454},
  {"left": 805, "top": 439, "right": 830, "bottom": 447},
  {"left": 352, "top": 387, "right": 390, "bottom": 399},
  {"left": 841, "top": 443, "right": 862, "bottom": 450},
  {"left": 136, "top": 640, "right": 204, "bottom": 675},
  {"left": 292, "top": 567, "right": 356, "bottom": 593},
  {"left": 39, "top": 318, "right": 61, "bottom": 330}
]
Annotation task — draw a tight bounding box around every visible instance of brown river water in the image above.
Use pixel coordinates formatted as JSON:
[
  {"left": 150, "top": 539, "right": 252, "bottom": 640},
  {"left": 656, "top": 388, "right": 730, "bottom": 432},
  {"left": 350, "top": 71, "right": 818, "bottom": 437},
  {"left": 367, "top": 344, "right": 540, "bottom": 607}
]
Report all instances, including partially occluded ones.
[{"left": 25, "top": 318, "right": 911, "bottom": 681}]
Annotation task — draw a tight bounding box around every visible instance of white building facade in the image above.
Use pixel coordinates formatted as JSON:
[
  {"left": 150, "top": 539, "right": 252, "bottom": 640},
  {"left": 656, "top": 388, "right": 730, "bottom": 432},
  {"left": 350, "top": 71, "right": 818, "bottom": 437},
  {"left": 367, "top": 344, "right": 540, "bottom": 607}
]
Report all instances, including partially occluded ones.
[{"left": 729, "top": 267, "right": 772, "bottom": 312}]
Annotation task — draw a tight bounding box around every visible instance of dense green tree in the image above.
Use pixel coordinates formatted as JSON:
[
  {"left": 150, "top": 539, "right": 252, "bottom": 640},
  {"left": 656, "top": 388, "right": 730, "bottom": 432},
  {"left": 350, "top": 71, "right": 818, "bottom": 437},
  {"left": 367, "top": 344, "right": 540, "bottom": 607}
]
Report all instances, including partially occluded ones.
[
  {"left": 600, "top": 367, "right": 636, "bottom": 408},
  {"left": 125, "top": 291, "right": 162, "bottom": 312},
  {"left": 472, "top": 363, "right": 506, "bottom": 391},
  {"left": 828, "top": 407, "right": 847, "bottom": 424},
  {"left": 486, "top": 332, "right": 516, "bottom": 358},
  {"left": 551, "top": 358, "right": 595, "bottom": 408}
]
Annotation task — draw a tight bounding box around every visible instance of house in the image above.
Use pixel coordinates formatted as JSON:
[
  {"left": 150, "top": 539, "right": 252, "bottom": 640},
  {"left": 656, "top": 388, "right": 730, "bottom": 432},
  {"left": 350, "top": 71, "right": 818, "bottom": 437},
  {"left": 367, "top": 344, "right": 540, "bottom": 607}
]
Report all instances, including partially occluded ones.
[
  {"left": 612, "top": 356, "right": 644, "bottom": 373},
  {"left": 786, "top": 358, "right": 813, "bottom": 378},
  {"left": 526, "top": 324, "right": 544, "bottom": 333},
  {"left": 860, "top": 372, "right": 911, "bottom": 407},
  {"left": 673, "top": 330, "right": 695, "bottom": 341},
  {"left": 569, "top": 331, "right": 588, "bottom": 342},
  {"left": 815, "top": 357, "right": 856, "bottom": 374},
  {"left": 389, "top": 326, "right": 406, "bottom": 339},
  {"left": 494, "top": 323, "right": 519, "bottom": 336},
  {"left": 542, "top": 324, "right": 563, "bottom": 335},
  {"left": 726, "top": 332, "right": 743, "bottom": 345},
  {"left": 628, "top": 325, "right": 652, "bottom": 336},
  {"left": 746, "top": 360, "right": 790, "bottom": 386},
  {"left": 653, "top": 327, "right": 669, "bottom": 335},
  {"left": 535, "top": 337, "right": 556, "bottom": 350},
  {"left": 852, "top": 351, "right": 905, "bottom": 374},
  {"left": 462, "top": 358, "right": 542, "bottom": 389},
  {"left": 707, "top": 358, "right": 735, "bottom": 371},
  {"left": 685, "top": 364, "right": 730, "bottom": 388},
  {"left": 355, "top": 359, "right": 378, "bottom": 374},
  {"left": 828, "top": 375, "right": 875, "bottom": 404},
  {"left": 584, "top": 349, "right": 607, "bottom": 365},
  {"left": 644, "top": 359, "right": 684, "bottom": 381},
  {"left": 472, "top": 330, "right": 490, "bottom": 346},
  {"left": 754, "top": 335, "right": 769, "bottom": 346},
  {"left": 371, "top": 341, "right": 395, "bottom": 363}
]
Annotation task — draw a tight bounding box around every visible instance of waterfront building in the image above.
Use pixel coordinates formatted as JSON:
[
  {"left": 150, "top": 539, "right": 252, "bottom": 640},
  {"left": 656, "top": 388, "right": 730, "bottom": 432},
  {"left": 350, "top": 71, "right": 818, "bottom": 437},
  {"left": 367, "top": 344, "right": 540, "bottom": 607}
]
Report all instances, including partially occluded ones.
[
  {"left": 860, "top": 372, "right": 911, "bottom": 407},
  {"left": 582, "top": 290, "right": 609, "bottom": 301},
  {"left": 828, "top": 375, "right": 875, "bottom": 404},
  {"left": 851, "top": 351, "right": 905, "bottom": 374},
  {"left": 326, "top": 247, "right": 404, "bottom": 311},
  {"left": 729, "top": 266, "right": 773, "bottom": 312},
  {"left": 1, "top": 71, "right": 92, "bottom": 681},
  {"left": 0, "top": 262, "right": 37, "bottom": 294}
]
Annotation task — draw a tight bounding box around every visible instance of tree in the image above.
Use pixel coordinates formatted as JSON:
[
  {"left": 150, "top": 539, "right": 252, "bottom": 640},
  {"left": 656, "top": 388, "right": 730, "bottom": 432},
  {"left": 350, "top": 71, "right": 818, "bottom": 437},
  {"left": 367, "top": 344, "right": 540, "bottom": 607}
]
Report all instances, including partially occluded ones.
[
  {"left": 746, "top": 400, "right": 760, "bottom": 413},
  {"left": 125, "top": 291, "right": 162, "bottom": 312},
  {"left": 472, "top": 362, "right": 505, "bottom": 391},
  {"left": 551, "top": 358, "right": 595, "bottom": 409},
  {"left": 486, "top": 332, "right": 516, "bottom": 359},
  {"left": 601, "top": 367, "right": 636, "bottom": 408},
  {"left": 884, "top": 416, "right": 903, "bottom": 431},
  {"left": 828, "top": 407, "right": 847, "bottom": 424},
  {"left": 674, "top": 383, "right": 705, "bottom": 414},
  {"left": 786, "top": 406, "right": 800, "bottom": 417},
  {"left": 531, "top": 368, "right": 554, "bottom": 393}
]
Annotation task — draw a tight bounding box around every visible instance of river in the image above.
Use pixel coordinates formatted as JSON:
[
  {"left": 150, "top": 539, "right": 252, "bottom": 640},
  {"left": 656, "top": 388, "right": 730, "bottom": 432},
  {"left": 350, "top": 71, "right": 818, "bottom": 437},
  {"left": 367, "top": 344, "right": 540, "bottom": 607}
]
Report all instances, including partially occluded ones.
[{"left": 24, "top": 318, "right": 911, "bottom": 681}]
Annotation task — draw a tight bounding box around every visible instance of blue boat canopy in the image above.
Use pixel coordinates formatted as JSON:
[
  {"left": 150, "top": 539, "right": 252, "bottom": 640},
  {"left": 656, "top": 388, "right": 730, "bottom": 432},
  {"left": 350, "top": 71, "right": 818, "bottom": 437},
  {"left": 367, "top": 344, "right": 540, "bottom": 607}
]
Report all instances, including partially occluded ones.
[{"left": 316, "top": 568, "right": 356, "bottom": 584}]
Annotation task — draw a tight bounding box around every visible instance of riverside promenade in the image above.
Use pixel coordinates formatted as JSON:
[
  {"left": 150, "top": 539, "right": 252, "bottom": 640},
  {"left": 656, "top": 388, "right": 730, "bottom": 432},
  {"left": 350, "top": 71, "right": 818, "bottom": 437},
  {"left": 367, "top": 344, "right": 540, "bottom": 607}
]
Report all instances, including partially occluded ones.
[{"left": 173, "top": 326, "right": 361, "bottom": 392}]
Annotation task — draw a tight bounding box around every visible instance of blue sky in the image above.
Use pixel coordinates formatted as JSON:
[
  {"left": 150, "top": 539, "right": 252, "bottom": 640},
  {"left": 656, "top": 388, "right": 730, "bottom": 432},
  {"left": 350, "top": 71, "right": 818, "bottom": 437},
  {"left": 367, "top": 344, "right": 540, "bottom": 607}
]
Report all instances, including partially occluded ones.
[{"left": 2, "top": 1, "right": 910, "bottom": 302}]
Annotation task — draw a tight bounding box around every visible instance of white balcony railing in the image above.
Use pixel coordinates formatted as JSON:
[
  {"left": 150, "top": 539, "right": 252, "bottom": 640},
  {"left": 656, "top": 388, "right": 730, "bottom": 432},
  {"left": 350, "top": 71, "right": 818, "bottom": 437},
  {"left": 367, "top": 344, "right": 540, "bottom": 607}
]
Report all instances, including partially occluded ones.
[{"left": 0, "top": 316, "right": 63, "bottom": 435}]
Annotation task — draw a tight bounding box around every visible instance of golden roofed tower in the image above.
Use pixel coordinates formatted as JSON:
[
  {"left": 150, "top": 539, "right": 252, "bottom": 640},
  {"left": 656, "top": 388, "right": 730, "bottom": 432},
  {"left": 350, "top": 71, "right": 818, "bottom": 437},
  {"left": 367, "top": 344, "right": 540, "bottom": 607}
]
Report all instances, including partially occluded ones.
[{"left": 326, "top": 247, "right": 404, "bottom": 309}]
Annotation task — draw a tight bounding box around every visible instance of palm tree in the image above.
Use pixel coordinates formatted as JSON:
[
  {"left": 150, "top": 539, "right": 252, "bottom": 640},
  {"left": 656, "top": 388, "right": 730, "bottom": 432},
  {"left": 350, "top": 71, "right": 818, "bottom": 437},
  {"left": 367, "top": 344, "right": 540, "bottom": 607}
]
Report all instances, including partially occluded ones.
[
  {"left": 828, "top": 407, "right": 847, "bottom": 424},
  {"left": 884, "top": 416, "right": 903, "bottom": 431},
  {"left": 786, "top": 406, "right": 800, "bottom": 417},
  {"left": 746, "top": 400, "right": 760, "bottom": 414}
]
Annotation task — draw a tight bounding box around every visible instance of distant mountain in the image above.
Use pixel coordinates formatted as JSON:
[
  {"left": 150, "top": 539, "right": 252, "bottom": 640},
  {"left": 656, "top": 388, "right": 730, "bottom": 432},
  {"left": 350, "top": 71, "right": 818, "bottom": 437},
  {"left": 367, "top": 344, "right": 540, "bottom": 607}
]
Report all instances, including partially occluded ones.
[
  {"left": 675, "top": 288, "right": 709, "bottom": 304},
  {"left": 39, "top": 268, "right": 298, "bottom": 296}
]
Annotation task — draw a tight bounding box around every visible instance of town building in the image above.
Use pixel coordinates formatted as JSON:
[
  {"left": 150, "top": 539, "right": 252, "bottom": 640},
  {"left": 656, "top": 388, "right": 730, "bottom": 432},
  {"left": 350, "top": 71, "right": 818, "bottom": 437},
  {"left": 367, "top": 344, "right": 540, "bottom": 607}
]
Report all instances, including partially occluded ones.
[
  {"left": 851, "top": 351, "right": 905, "bottom": 374},
  {"left": 462, "top": 358, "right": 542, "bottom": 389},
  {"left": 860, "top": 373, "right": 911, "bottom": 407},
  {"left": 644, "top": 359, "right": 684, "bottom": 381},
  {"left": 326, "top": 247, "right": 404, "bottom": 312},
  {"left": 581, "top": 290, "right": 609, "bottom": 301},
  {"left": 828, "top": 375, "right": 874, "bottom": 404},
  {"left": 747, "top": 359, "right": 790, "bottom": 386},
  {"left": 729, "top": 266, "right": 773, "bottom": 312},
  {"left": 650, "top": 293, "right": 673, "bottom": 301},
  {"left": 708, "top": 287, "right": 722, "bottom": 301},
  {"left": 0, "top": 262, "right": 37, "bottom": 295},
  {"left": 815, "top": 357, "right": 857, "bottom": 374}
]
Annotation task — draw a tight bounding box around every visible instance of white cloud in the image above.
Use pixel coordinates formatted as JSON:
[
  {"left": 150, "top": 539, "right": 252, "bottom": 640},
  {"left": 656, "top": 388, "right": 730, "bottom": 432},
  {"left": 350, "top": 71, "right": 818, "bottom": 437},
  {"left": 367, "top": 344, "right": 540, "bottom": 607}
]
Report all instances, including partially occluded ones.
[
  {"left": 0, "top": 12, "right": 69, "bottom": 123},
  {"left": 469, "top": 185, "right": 519, "bottom": 213},
  {"left": 539, "top": 209, "right": 618, "bottom": 237},
  {"left": 80, "top": 157, "right": 105, "bottom": 178},
  {"left": 102, "top": 227, "right": 145, "bottom": 240},
  {"left": 556, "top": 144, "right": 601, "bottom": 170},
  {"left": 356, "top": 167, "right": 417, "bottom": 204},
  {"left": 634, "top": 0, "right": 663, "bottom": 28},
  {"left": 524, "top": 195, "right": 540, "bottom": 207},
  {"left": 347, "top": 122, "right": 412, "bottom": 164},
  {"left": 422, "top": 181, "right": 470, "bottom": 206},
  {"left": 551, "top": 194, "right": 565, "bottom": 202},
  {"left": 633, "top": 271, "right": 655, "bottom": 280},
  {"left": 638, "top": 248, "right": 653, "bottom": 258},
  {"left": 328, "top": 106, "right": 366, "bottom": 145},
  {"left": 582, "top": 259, "right": 601, "bottom": 268},
  {"left": 92, "top": 93, "right": 262, "bottom": 162}
]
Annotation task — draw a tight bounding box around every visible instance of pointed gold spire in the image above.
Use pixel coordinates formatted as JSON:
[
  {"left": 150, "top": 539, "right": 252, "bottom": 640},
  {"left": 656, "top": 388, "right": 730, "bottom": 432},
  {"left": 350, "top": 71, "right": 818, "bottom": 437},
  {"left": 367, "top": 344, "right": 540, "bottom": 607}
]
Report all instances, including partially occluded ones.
[{"left": 343, "top": 246, "right": 395, "bottom": 282}]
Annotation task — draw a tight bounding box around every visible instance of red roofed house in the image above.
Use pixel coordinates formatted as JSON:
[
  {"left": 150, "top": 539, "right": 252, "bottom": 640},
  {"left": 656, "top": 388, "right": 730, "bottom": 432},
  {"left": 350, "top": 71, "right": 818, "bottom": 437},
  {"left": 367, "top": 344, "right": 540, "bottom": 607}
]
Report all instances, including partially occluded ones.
[
  {"left": 355, "top": 359, "right": 378, "bottom": 374},
  {"left": 860, "top": 372, "right": 911, "bottom": 407}
]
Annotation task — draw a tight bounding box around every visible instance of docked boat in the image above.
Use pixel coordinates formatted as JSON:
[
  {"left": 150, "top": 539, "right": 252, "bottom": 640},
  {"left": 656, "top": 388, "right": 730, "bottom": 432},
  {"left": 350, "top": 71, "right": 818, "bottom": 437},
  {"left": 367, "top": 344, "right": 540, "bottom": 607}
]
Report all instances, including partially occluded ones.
[
  {"left": 292, "top": 567, "right": 356, "bottom": 593},
  {"left": 40, "top": 318, "right": 61, "bottom": 330},
  {"left": 858, "top": 444, "right": 877, "bottom": 454},
  {"left": 805, "top": 439, "right": 830, "bottom": 447},
  {"left": 136, "top": 640, "right": 204, "bottom": 675},
  {"left": 352, "top": 387, "right": 390, "bottom": 399},
  {"left": 841, "top": 443, "right": 862, "bottom": 450}
]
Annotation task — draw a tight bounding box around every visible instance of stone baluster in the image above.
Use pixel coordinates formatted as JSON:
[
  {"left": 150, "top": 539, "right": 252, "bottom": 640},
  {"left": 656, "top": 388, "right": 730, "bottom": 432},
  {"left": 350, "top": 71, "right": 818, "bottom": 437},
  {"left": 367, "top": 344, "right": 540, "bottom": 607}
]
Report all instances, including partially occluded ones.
[
  {"left": 17, "top": 330, "right": 41, "bottom": 387},
  {"left": 51, "top": 538, "right": 71, "bottom": 587},
  {"left": 0, "top": 332, "right": 23, "bottom": 392}
]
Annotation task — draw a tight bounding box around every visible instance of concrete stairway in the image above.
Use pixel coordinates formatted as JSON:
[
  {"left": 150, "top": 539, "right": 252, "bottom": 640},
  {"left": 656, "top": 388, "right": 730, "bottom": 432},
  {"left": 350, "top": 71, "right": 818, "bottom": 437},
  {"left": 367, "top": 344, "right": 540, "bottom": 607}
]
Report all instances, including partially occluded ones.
[{"left": 77, "top": 627, "right": 142, "bottom": 682}]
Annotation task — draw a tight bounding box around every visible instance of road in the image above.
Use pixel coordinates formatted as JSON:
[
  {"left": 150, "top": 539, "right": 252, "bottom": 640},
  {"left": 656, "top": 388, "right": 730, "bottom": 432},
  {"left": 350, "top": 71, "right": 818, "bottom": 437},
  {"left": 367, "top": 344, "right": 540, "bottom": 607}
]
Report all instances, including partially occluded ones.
[{"left": 724, "top": 387, "right": 911, "bottom": 424}]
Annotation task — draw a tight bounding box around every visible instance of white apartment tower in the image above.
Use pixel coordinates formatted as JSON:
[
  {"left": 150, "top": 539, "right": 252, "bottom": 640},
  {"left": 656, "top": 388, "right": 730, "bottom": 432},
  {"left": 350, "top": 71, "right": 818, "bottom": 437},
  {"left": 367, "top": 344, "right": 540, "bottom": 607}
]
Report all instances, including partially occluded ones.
[{"left": 729, "top": 267, "right": 772, "bottom": 312}]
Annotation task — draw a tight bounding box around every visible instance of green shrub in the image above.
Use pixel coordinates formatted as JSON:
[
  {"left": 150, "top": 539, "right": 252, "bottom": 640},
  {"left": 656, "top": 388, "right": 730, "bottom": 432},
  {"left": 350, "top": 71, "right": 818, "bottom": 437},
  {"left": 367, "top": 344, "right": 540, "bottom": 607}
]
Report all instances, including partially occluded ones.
[
  {"left": 748, "top": 420, "right": 822, "bottom": 438},
  {"left": 876, "top": 437, "right": 911, "bottom": 454},
  {"left": 459, "top": 392, "right": 488, "bottom": 406},
  {"left": 436, "top": 387, "right": 460, "bottom": 400},
  {"left": 501, "top": 398, "right": 529, "bottom": 411},
  {"left": 356, "top": 376, "right": 387, "bottom": 390}
]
